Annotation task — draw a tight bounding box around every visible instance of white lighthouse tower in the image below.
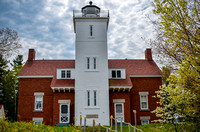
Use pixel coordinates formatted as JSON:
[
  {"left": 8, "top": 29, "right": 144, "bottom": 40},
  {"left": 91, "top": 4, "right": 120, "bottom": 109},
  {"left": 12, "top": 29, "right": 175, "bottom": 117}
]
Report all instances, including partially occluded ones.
[{"left": 73, "top": 1, "right": 110, "bottom": 126}]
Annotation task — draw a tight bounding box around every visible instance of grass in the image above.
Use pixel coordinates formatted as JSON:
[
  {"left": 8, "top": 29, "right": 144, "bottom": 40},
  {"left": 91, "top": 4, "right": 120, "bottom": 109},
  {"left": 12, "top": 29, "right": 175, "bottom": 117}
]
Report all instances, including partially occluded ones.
[{"left": 0, "top": 119, "right": 199, "bottom": 132}]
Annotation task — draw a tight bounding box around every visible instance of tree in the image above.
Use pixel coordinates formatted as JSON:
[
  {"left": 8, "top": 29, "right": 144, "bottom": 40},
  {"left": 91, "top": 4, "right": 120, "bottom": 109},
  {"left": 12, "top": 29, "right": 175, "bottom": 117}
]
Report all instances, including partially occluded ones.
[
  {"left": 0, "top": 55, "right": 23, "bottom": 121},
  {"left": 151, "top": 0, "right": 200, "bottom": 129},
  {"left": 149, "top": 0, "right": 199, "bottom": 65},
  {"left": 0, "top": 27, "right": 22, "bottom": 58}
]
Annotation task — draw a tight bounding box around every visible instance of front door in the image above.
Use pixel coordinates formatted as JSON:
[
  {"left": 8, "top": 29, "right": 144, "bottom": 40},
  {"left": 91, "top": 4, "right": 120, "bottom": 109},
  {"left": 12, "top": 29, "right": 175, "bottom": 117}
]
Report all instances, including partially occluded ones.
[
  {"left": 60, "top": 104, "right": 70, "bottom": 123},
  {"left": 114, "top": 103, "right": 124, "bottom": 122}
]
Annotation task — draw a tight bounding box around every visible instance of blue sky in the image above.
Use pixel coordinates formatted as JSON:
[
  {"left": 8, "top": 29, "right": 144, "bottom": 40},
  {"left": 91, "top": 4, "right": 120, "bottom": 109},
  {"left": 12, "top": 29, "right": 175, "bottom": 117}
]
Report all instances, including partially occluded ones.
[{"left": 0, "top": 0, "right": 157, "bottom": 61}]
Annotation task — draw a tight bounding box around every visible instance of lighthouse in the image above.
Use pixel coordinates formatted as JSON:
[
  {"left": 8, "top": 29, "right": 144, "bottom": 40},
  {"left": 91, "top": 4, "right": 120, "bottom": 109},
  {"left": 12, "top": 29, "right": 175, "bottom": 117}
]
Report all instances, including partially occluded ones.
[{"left": 73, "top": 1, "right": 110, "bottom": 126}]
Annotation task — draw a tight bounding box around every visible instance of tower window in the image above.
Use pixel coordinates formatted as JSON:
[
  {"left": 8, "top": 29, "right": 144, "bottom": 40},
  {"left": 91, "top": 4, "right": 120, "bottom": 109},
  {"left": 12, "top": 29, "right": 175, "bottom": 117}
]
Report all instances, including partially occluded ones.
[
  {"left": 87, "top": 57, "right": 90, "bottom": 69},
  {"left": 90, "top": 25, "right": 93, "bottom": 36},
  {"left": 94, "top": 91, "right": 97, "bottom": 106},
  {"left": 87, "top": 91, "right": 90, "bottom": 106},
  {"left": 93, "top": 57, "right": 96, "bottom": 69}
]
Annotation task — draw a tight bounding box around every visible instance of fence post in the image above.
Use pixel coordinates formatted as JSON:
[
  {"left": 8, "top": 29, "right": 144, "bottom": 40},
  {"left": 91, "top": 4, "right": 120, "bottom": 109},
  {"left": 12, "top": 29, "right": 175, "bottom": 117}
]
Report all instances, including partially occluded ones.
[
  {"left": 80, "top": 115, "right": 82, "bottom": 130},
  {"left": 107, "top": 128, "right": 109, "bottom": 132},
  {"left": 110, "top": 115, "right": 113, "bottom": 130},
  {"left": 115, "top": 119, "right": 117, "bottom": 132},
  {"left": 120, "top": 119, "right": 123, "bottom": 132},
  {"left": 84, "top": 117, "right": 86, "bottom": 132},
  {"left": 133, "top": 110, "right": 137, "bottom": 127},
  {"left": 98, "top": 123, "right": 101, "bottom": 132},
  {"left": 134, "top": 127, "right": 136, "bottom": 132},
  {"left": 93, "top": 120, "right": 95, "bottom": 132},
  {"left": 128, "top": 123, "right": 131, "bottom": 132}
]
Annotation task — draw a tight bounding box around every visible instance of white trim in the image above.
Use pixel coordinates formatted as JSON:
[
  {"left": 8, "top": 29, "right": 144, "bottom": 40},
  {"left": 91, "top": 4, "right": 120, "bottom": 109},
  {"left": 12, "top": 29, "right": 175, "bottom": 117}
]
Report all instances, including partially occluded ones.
[
  {"left": 58, "top": 100, "right": 71, "bottom": 104},
  {"left": 113, "top": 99, "right": 125, "bottom": 103},
  {"left": 51, "top": 87, "right": 75, "bottom": 89},
  {"left": 18, "top": 75, "right": 53, "bottom": 78},
  {"left": 34, "top": 95, "right": 43, "bottom": 111},
  {"left": 140, "top": 93, "right": 149, "bottom": 110},
  {"left": 130, "top": 75, "right": 162, "bottom": 78},
  {"left": 141, "top": 120, "right": 149, "bottom": 125},
  {"left": 139, "top": 92, "right": 149, "bottom": 95},
  {"left": 51, "top": 87, "right": 75, "bottom": 92},
  {"left": 34, "top": 92, "right": 44, "bottom": 96},
  {"left": 32, "top": 117, "right": 43, "bottom": 122},
  {"left": 109, "top": 86, "right": 132, "bottom": 89},
  {"left": 140, "top": 116, "right": 150, "bottom": 120},
  {"left": 109, "top": 86, "right": 132, "bottom": 92}
]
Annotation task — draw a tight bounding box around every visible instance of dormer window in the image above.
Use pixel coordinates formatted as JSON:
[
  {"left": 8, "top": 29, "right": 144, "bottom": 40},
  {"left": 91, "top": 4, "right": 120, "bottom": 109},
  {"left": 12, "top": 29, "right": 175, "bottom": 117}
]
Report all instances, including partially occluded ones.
[
  {"left": 57, "top": 69, "right": 74, "bottom": 79},
  {"left": 61, "top": 70, "right": 71, "bottom": 79},
  {"left": 112, "top": 70, "right": 121, "bottom": 78},
  {"left": 109, "top": 69, "right": 126, "bottom": 79}
]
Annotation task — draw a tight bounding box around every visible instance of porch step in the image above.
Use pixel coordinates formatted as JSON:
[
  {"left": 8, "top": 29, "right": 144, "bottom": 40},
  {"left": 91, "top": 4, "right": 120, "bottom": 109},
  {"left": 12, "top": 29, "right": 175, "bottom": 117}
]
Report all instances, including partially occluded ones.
[{"left": 56, "top": 123, "right": 71, "bottom": 127}]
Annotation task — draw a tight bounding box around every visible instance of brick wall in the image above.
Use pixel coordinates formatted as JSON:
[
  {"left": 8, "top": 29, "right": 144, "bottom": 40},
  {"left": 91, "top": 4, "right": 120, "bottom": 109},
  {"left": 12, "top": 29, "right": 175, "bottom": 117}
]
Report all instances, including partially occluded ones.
[
  {"left": 52, "top": 91, "right": 75, "bottom": 126},
  {"left": 109, "top": 91, "right": 131, "bottom": 123},
  {"left": 130, "top": 77, "right": 161, "bottom": 125},
  {"left": 17, "top": 78, "right": 53, "bottom": 125}
]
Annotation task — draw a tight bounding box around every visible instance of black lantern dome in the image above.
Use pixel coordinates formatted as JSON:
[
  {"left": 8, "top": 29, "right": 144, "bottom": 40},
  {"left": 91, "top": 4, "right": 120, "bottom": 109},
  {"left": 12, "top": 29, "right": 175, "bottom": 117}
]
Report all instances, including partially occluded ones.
[{"left": 81, "top": 1, "right": 100, "bottom": 16}]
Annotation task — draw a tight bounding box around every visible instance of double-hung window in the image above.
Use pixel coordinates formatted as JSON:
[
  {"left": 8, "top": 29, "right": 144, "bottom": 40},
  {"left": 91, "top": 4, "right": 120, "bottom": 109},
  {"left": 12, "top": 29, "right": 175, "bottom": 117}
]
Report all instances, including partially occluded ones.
[
  {"left": 34, "top": 92, "right": 44, "bottom": 111},
  {"left": 139, "top": 92, "right": 149, "bottom": 110},
  {"left": 86, "top": 57, "right": 97, "bottom": 70},
  {"left": 87, "top": 90, "right": 97, "bottom": 106}
]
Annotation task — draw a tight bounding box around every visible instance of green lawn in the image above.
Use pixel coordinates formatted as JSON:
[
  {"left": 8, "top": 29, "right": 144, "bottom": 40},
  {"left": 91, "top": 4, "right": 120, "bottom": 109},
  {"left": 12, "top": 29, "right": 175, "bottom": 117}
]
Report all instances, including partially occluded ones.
[{"left": 0, "top": 120, "right": 199, "bottom": 132}]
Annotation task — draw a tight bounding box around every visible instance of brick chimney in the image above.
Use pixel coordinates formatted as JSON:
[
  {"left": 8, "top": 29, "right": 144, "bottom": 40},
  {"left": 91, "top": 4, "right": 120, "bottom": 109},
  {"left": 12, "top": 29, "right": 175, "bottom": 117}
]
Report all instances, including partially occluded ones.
[
  {"left": 28, "top": 49, "right": 35, "bottom": 62},
  {"left": 145, "top": 48, "right": 153, "bottom": 61}
]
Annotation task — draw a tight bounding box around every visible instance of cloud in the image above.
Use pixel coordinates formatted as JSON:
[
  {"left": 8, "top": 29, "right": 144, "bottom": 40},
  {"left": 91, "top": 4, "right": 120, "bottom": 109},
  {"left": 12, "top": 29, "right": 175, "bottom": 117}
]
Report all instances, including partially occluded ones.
[{"left": 0, "top": 0, "right": 157, "bottom": 61}]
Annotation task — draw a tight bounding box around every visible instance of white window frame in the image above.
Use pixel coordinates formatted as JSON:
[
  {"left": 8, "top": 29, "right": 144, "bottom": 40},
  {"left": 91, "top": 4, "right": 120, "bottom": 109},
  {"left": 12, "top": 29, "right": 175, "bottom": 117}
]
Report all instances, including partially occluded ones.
[
  {"left": 34, "top": 92, "right": 44, "bottom": 111},
  {"left": 140, "top": 116, "right": 150, "bottom": 125},
  {"left": 61, "top": 70, "right": 71, "bottom": 79},
  {"left": 139, "top": 92, "right": 149, "bottom": 110},
  {"left": 141, "top": 120, "right": 149, "bottom": 125},
  {"left": 86, "top": 57, "right": 98, "bottom": 70},
  {"left": 111, "top": 70, "right": 121, "bottom": 78}
]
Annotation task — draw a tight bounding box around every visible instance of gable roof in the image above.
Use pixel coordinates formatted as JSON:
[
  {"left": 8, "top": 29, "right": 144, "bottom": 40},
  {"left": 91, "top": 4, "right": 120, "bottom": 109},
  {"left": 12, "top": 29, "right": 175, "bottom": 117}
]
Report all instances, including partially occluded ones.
[{"left": 18, "top": 59, "right": 162, "bottom": 87}]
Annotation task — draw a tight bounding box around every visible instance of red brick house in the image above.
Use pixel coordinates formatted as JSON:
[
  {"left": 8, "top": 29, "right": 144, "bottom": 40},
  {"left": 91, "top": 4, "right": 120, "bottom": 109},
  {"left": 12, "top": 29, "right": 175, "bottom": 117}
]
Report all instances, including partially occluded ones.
[{"left": 17, "top": 2, "right": 162, "bottom": 126}]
